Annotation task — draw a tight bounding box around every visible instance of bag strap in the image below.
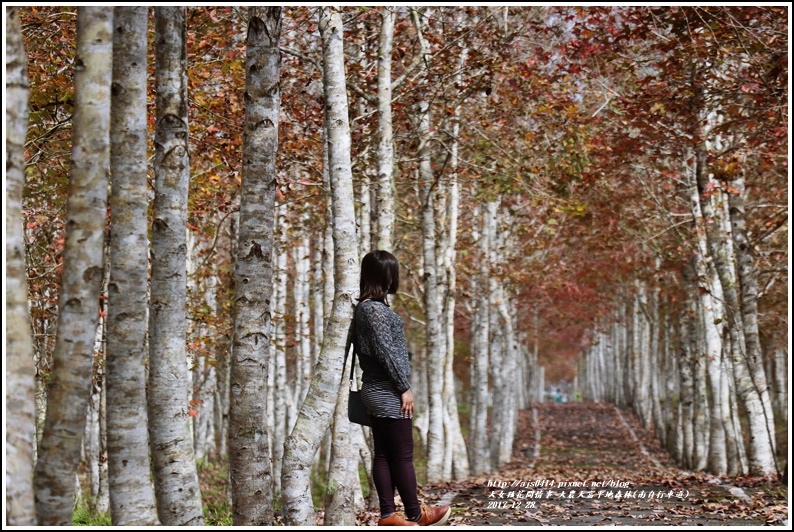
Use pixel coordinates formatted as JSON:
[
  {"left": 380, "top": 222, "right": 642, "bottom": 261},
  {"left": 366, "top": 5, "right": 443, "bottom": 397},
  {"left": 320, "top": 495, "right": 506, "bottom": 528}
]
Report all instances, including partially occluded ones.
[{"left": 342, "top": 307, "right": 357, "bottom": 390}]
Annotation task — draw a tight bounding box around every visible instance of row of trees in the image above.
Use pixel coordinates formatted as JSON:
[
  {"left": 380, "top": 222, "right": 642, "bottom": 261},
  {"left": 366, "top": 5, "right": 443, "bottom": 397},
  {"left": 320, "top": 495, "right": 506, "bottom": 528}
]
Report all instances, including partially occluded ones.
[
  {"left": 8, "top": 5, "right": 549, "bottom": 526},
  {"left": 7, "top": 4, "right": 786, "bottom": 527},
  {"left": 576, "top": 7, "right": 787, "bottom": 477}
]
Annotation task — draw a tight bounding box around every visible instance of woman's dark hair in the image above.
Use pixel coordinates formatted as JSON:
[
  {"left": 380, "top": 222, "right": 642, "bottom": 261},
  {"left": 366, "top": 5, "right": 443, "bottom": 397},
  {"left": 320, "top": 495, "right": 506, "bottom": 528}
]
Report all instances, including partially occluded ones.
[{"left": 358, "top": 250, "right": 399, "bottom": 304}]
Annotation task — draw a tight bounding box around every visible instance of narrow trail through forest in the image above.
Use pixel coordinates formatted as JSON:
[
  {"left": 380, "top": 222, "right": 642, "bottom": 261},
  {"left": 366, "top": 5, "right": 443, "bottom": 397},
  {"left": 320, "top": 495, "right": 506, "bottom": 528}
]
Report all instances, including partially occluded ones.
[{"left": 357, "top": 402, "right": 788, "bottom": 526}]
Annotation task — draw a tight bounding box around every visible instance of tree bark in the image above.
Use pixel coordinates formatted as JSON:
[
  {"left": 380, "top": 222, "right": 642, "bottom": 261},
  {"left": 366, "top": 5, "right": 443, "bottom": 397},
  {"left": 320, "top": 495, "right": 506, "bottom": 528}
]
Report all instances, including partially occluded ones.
[
  {"left": 636, "top": 285, "right": 652, "bottom": 429},
  {"left": 322, "top": 8, "right": 363, "bottom": 516},
  {"left": 281, "top": 7, "right": 359, "bottom": 525},
  {"left": 294, "top": 227, "right": 313, "bottom": 409},
  {"left": 147, "top": 7, "right": 204, "bottom": 525},
  {"left": 678, "top": 285, "right": 696, "bottom": 469},
  {"left": 724, "top": 340, "right": 749, "bottom": 474},
  {"left": 440, "top": 44, "right": 469, "bottom": 480},
  {"left": 228, "top": 8, "right": 280, "bottom": 524},
  {"left": 727, "top": 173, "right": 778, "bottom": 473},
  {"left": 647, "top": 289, "right": 666, "bottom": 444},
  {"left": 691, "top": 305, "right": 709, "bottom": 470},
  {"left": 97, "top": 372, "right": 109, "bottom": 513},
  {"left": 494, "top": 294, "right": 519, "bottom": 466},
  {"left": 662, "top": 314, "right": 679, "bottom": 457},
  {"left": 272, "top": 206, "right": 289, "bottom": 496},
  {"left": 418, "top": 95, "right": 446, "bottom": 482},
  {"left": 687, "top": 174, "right": 729, "bottom": 474},
  {"left": 694, "top": 142, "right": 776, "bottom": 476},
  {"left": 105, "top": 7, "right": 160, "bottom": 524},
  {"left": 468, "top": 204, "right": 491, "bottom": 475},
  {"left": 325, "top": 379, "right": 363, "bottom": 525},
  {"left": 322, "top": 130, "right": 335, "bottom": 334},
  {"left": 5, "top": 6, "right": 37, "bottom": 525},
  {"left": 34, "top": 8, "right": 113, "bottom": 525},
  {"left": 213, "top": 214, "right": 235, "bottom": 461},
  {"left": 352, "top": 30, "right": 372, "bottom": 258},
  {"left": 375, "top": 7, "right": 396, "bottom": 250},
  {"left": 186, "top": 229, "right": 217, "bottom": 462},
  {"left": 772, "top": 347, "right": 787, "bottom": 427}
]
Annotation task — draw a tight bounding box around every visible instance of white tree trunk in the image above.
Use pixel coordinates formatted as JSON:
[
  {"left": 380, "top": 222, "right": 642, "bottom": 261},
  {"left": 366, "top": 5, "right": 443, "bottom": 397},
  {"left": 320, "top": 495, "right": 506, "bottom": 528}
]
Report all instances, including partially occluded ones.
[
  {"left": 623, "top": 304, "right": 635, "bottom": 408},
  {"left": 614, "top": 317, "right": 627, "bottom": 407},
  {"left": 678, "top": 298, "right": 695, "bottom": 469},
  {"left": 294, "top": 228, "right": 313, "bottom": 408},
  {"left": 375, "top": 6, "right": 395, "bottom": 250},
  {"left": 5, "top": 6, "right": 37, "bottom": 526},
  {"left": 418, "top": 95, "right": 446, "bottom": 482},
  {"left": 487, "top": 203, "right": 510, "bottom": 470},
  {"left": 773, "top": 347, "right": 787, "bottom": 427},
  {"left": 468, "top": 204, "right": 491, "bottom": 475},
  {"left": 695, "top": 140, "right": 776, "bottom": 476},
  {"left": 647, "top": 289, "right": 665, "bottom": 443},
  {"left": 352, "top": 31, "right": 373, "bottom": 258},
  {"left": 692, "top": 173, "right": 744, "bottom": 474},
  {"left": 97, "top": 375, "right": 109, "bottom": 513},
  {"left": 637, "top": 286, "right": 653, "bottom": 429},
  {"left": 691, "top": 307, "right": 709, "bottom": 471},
  {"left": 281, "top": 7, "right": 359, "bottom": 525},
  {"left": 325, "top": 385, "right": 364, "bottom": 524},
  {"left": 227, "top": 11, "right": 281, "bottom": 521},
  {"left": 106, "top": 7, "right": 160, "bottom": 524},
  {"left": 725, "top": 343, "right": 749, "bottom": 474},
  {"left": 86, "top": 378, "right": 107, "bottom": 512},
  {"left": 727, "top": 173, "right": 778, "bottom": 472},
  {"left": 413, "top": 346, "right": 430, "bottom": 448},
  {"left": 322, "top": 132, "right": 335, "bottom": 336},
  {"left": 34, "top": 8, "right": 113, "bottom": 525},
  {"left": 214, "top": 213, "right": 236, "bottom": 460},
  {"left": 87, "top": 277, "right": 108, "bottom": 512},
  {"left": 272, "top": 206, "right": 289, "bottom": 497},
  {"left": 323, "top": 13, "right": 365, "bottom": 520},
  {"left": 662, "top": 315, "right": 680, "bottom": 457},
  {"left": 147, "top": 8, "right": 204, "bottom": 525},
  {"left": 312, "top": 242, "right": 325, "bottom": 365},
  {"left": 358, "top": 425, "right": 379, "bottom": 510},
  {"left": 187, "top": 231, "right": 216, "bottom": 463},
  {"left": 687, "top": 177, "right": 729, "bottom": 474},
  {"left": 213, "top": 328, "right": 230, "bottom": 460},
  {"left": 441, "top": 44, "right": 469, "bottom": 480}
]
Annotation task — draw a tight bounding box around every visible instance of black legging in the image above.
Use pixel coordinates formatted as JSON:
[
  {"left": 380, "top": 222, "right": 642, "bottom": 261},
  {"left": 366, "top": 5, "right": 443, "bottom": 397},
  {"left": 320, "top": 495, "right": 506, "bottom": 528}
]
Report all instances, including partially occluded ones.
[{"left": 370, "top": 416, "right": 421, "bottom": 520}]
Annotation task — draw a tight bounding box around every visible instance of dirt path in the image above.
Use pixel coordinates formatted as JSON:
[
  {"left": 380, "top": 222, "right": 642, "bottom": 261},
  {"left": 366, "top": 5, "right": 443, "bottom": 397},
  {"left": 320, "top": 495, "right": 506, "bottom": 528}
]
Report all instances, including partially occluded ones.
[{"left": 358, "top": 402, "right": 788, "bottom": 526}]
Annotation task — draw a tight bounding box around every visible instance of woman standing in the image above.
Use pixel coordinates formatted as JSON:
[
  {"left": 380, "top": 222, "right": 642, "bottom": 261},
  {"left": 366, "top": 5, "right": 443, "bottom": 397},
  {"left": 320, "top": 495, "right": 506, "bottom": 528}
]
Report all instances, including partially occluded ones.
[{"left": 354, "top": 250, "right": 451, "bottom": 527}]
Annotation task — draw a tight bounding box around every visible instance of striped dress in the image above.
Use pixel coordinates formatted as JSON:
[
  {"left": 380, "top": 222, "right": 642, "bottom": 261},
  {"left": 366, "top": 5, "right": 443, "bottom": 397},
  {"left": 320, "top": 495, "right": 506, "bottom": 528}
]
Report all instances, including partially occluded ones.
[{"left": 354, "top": 300, "right": 412, "bottom": 419}]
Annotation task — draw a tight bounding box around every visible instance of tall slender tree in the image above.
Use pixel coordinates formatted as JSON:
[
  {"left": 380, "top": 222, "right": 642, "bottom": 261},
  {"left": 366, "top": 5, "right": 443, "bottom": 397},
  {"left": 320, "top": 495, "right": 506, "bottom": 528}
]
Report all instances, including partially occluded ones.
[
  {"left": 468, "top": 202, "right": 491, "bottom": 475},
  {"left": 688, "top": 172, "right": 728, "bottom": 475},
  {"left": 282, "top": 6, "right": 360, "bottom": 525},
  {"left": 727, "top": 170, "right": 778, "bottom": 474},
  {"left": 6, "top": 6, "right": 36, "bottom": 525},
  {"left": 147, "top": 7, "right": 204, "bottom": 525},
  {"left": 694, "top": 141, "right": 776, "bottom": 476},
  {"left": 271, "top": 206, "right": 289, "bottom": 496},
  {"left": 33, "top": 8, "right": 113, "bottom": 525},
  {"left": 106, "top": 6, "right": 159, "bottom": 525},
  {"left": 440, "top": 41, "right": 469, "bottom": 480},
  {"left": 228, "top": 6, "right": 281, "bottom": 525},
  {"left": 375, "top": 7, "right": 396, "bottom": 250},
  {"left": 418, "top": 93, "right": 445, "bottom": 481}
]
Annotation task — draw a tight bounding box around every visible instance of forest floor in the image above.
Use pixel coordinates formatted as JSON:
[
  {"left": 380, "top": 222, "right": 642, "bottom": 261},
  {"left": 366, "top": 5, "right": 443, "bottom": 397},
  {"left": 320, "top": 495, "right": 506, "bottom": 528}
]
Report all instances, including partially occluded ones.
[{"left": 355, "top": 402, "right": 789, "bottom": 527}]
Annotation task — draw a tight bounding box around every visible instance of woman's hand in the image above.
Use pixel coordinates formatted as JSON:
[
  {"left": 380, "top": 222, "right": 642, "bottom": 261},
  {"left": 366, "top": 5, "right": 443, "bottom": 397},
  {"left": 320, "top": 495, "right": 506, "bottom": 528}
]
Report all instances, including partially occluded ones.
[{"left": 400, "top": 389, "right": 414, "bottom": 419}]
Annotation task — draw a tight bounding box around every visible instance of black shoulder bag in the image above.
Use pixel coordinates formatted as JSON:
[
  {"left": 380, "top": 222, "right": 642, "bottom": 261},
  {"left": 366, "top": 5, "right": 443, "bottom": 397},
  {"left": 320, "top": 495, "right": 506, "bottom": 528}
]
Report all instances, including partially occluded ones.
[{"left": 344, "top": 311, "right": 372, "bottom": 426}]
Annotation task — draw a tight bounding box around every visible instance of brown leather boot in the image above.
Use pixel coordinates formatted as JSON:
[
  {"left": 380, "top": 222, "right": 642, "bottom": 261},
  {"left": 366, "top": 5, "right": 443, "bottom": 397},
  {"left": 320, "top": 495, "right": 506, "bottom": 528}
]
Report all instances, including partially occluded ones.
[
  {"left": 378, "top": 513, "right": 420, "bottom": 526},
  {"left": 416, "top": 505, "right": 451, "bottom": 526}
]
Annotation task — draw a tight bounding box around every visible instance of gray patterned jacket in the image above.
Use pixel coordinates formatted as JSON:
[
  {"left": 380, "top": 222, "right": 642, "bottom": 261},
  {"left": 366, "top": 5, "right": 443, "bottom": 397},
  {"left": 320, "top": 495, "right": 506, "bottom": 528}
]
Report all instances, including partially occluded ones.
[{"left": 353, "top": 299, "right": 412, "bottom": 393}]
